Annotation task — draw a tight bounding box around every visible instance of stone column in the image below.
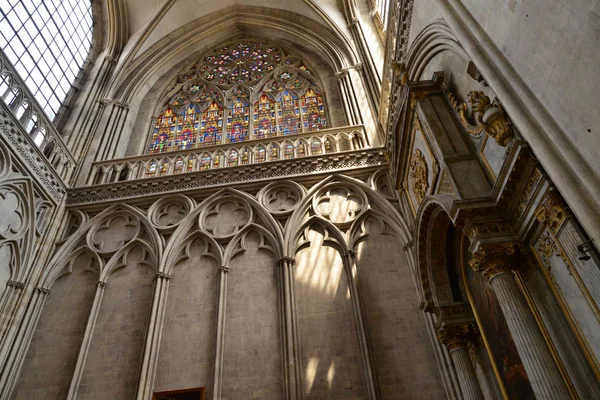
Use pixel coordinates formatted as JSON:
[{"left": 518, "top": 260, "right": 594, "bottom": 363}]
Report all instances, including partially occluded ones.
[
  {"left": 438, "top": 324, "right": 484, "bottom": 400},
  {"left": 469, "top": 242, "right": 570, "bottom": 399},
  {"left": 212, "top": 265, "right": 229, "bottom": 400}
]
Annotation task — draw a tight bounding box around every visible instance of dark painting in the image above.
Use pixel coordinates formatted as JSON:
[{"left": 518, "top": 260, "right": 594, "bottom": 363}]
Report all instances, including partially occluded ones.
[
  {"left": 465, "top": 265, "right": 534, "bottom": 399},
  {"left": 153, "top": 387, "right": 205, "bottom": 400}
]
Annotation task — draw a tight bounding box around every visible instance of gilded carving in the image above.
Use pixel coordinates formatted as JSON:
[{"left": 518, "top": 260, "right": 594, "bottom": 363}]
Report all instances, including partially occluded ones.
[
  {"left": 535, "top": 191, "right": 566, "bottom": 233},
  {"left": 409, "top": 149, "right": 429, "bottom": 204},
  {"left": 469, "top": 242, "right": 516, "bottom": 281},
  {"left": 437, "top": 323, "right": 471, "bottom": 351},
  {"left": 449, "top": 89, "right": 514, "bottom": 146}
]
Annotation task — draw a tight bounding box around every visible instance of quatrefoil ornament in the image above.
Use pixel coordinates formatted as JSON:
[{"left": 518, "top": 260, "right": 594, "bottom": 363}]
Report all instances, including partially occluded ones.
[
  {"left": 313, "top": 185, "right": 367, "bottom": 226},
  {"left": 201, "top": 198, "right": 252, "bottom": 239}
]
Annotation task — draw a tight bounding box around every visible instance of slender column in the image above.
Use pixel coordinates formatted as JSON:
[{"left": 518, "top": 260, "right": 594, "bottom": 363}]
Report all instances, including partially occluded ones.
[
  {"left": 468, "top": 339, "right": 498, "bottom": 400},
  {"left": 279, "top": 257, "right": 300, "bottom": 400},
  {"left": 67, "top": 281, "right": 107, "bottom": 399},
  {"left": 344, "top": 250, "right": 379, "bottom": 400},
  {"left": 212, "top": 265, "right": 229, "bottom": 400},
  {"left": 438, "top": 324, "right": 484, "bottom": 400},
  {"left": 136, "top": 272, "right": 171, "bottom": 400},
  {"left": 469, "top": 243, "right": 570, "bottom": 399},
  {"left": 0, "top": 287, "right": 49, "bottom": 398},
  {"left": 0, "top": 280, "right": 26, "bottom": 358}
]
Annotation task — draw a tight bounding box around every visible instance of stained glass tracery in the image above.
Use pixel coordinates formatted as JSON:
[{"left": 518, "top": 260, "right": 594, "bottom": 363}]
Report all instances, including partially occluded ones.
[
  {"left": 146, "top": 40, "right": 331, "bottom": 172},
  {"left": 149, "top": 108, "right": 176, "bottom": 154},
  {"left": 277, "top": 90, "right": 301, "bottom": 136},
  {"left": 200, "top": 101, "right": 223, "bottom": 147}
]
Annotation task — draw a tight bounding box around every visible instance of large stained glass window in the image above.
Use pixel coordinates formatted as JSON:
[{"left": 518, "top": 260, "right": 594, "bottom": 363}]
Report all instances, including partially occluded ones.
[
  {"left": 149, "top": 108, "right": 176, "bottom": 154},
  {"left": 227, "top": 97, "right": 249, "bottom": 143},
  {"left": 302, "top": 88, "right": 326, "bottom": 131},
  {"left": 253, "top": 93, "right": 276, "bottom": 139},
  {"left": 277, "top": 90, "right": 300, "bottom": 136},
  {"left": 200, "top": 101, "right": 223, "bottom": 147},
  {"left": 146, "top": 40, "right": 331, "bottom": 168},
  {"left": 176, "top": 105, "right": 199, "bottom": 150}
]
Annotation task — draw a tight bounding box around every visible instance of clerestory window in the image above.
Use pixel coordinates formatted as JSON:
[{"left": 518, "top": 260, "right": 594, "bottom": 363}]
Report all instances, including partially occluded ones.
[
  {"left": 147, "top": 41, "right": 328, "bottom": 155},
  {"left": 0, "top": 0, "right": 93, "bottom": 120}
]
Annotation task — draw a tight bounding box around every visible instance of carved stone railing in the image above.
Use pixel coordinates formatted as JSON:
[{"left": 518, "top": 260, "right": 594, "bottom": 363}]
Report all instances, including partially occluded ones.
[
  {"left": 87, "top": 125, "right": 368, "bottom": 185},
  {"left": 0, "top": 48, "right": 75, "bottom": 182}
]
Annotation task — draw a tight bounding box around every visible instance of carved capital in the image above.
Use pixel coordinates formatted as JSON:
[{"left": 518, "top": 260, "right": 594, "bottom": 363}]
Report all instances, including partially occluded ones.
[
  {"left": 218, "top": 266, "right": 230, "bottom": 274},
  {"left": 34, "top": 287, "right": 51, "bottom": 295},
  {"left": 535, "top": 191, "right": 566, "bottom": 233},
  {"left": 437, "top": 323, "right": 471, "bottom": 351},
  {"left": 279, "top": 257, "right": 296, "bottom": 267},
  {"left": 97, "top": 281, "right": 108, "bottom": 288},
  {"left": 155, "top": 272, "right": 171, "bottom": 281},
  {"left": 469, "top": 242, "right": 516, "bottom": 281},
  {"left": 6, "top": 280, "right": 25, "bottom": 290},
  {"left": 409, "top": 149, "right": 428, "bottom": 204},
  {"left": 345, "top": 250, "right": 357, "bottom": 259}
]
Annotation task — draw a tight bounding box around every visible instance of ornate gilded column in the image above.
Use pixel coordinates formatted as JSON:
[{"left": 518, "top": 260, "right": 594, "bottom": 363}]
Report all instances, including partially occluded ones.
[
  {"left": 469, "top": 242, "right": 570, "bottom": 399},
  {"left": 438, "top": 324, "right": 484, "bottom": 400}
]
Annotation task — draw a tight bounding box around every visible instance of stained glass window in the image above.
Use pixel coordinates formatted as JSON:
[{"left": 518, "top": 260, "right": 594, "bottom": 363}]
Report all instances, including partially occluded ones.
[
  {"left": 253, "top": 94, "right": 276, "bottom": 139},
  {"left": 240, "top": 147, "right": 250, "bottom": 165},
  {"left": 283, "top": 141, "right": 294, "bottom": 159},
  {"left": 269, "top": 143, "right": 279, "bottom": 160},
  {"left": 199, "top": 153, "right": 211, "bottom": 170},
  {"left": 186, "top": 155, "right": 195, "bottom": 172},
  {"left": 227, "top": 149, "right": 239, "bottom": 167},
  {"left": 302, "top": 88, "right": 326, "bottom": 131},
  {"left": 310, "top": 138, "right": 322, "bottom": 155},
  {"left": 159, "top": 160, "right": 169, "bottom": 176},
  {"left": 324, "top": 136, "right": 335, "bottom": 153},
  {"left": 200, "top": 101, "right": 223, "bottom": 147},
  {"left": 255, "top": 144, "right": 266, "bottom": 163},
  {"left": 214, "top": 151, "right": 225, "bottom": 168},
  {"left": 174, "top": 156, "right": 185, "bottom": 174},
  {"left": 227, "top": 97, "right": 249, "bottom": 143},
  {"left": 277, "top": 91, "right": 300, "bottom": 136},
  {"left": 149, "top": 108, "right": 176, "bottom": 154},
  {"left": 145, "top": 161, "right": 158, "bottom": 177},
  {"left": 176, "top": 105, "right": 199, "bottom": 150},
  {"left": 297, "top": 140, "right": 306, "bottom": 158}
]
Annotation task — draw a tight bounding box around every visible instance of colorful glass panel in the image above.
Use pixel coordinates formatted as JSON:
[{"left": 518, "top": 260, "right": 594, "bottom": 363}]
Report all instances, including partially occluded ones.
[
  {"left": 253, "top": 94, "right": 276, "bottom": 139},
  {"left": 174, "top": 156, "right": 185, "bottom": 174},
  {"left": 310, "top": 138, "right": 322, "bottom": 155},
  {"left": 269, "top": 144, "right": 279, "bottom": 160},
  {"left": 302, "top": 88, "right": 326, "bottom": 132},
  {"left": 227, "top": 97, "right": 249, "bottom": 143},
  {"left": 297, "top": 140, "right": 306, "bottom": 158},
  {"left": 200, "top": 101, "right": 223, "bottom": 147},
  {"left": 199, "top": 153, "right": 211, "bottom": 170},
  {"left": 324, "top": 137, "right": 335, "bottom": 153},
  {"left": 227, "top": 149, "right": 239, "bottom": 167},
  {"left": 149, "top": 108, "right": 176, "bottom": 154},
  {"left": 145, "top": 161, "right": 158, "bottom": 177},
  {"left": 214, "top": 152, "right": 224, "bottom": 168},
  {"left": 159, "top": 160, "right": 169, "bottom": 176},
  {"left": 175, "top": 105, "right": 199, "bottom": 150},
  {"left": 187, "top": 155, "right": 196, "bottom": 172},
  {"left": 283, "top": 142, "right": 294, "bottom": 159},
  {"left": 255, "top": 145, "right": 266, "bottom": 163},
  {"left": 241, "top": 148, "right": 250, "bottom": 165},
  {"left": 277, "top": 91, "right": 301, "bottom": 136}
]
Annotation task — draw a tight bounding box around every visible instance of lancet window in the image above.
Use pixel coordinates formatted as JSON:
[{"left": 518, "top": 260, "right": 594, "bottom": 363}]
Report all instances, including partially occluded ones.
[{"left": 146, "top": 40, "right": 328, "bottom": 156}]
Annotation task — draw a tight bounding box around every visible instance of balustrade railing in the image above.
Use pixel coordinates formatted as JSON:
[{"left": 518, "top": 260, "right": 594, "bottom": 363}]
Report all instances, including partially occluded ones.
[
  {"left": 87, "top": 125, "right": 367, "bottom": 185},
  {"left": 0, "top": 48, "right": 75, "bottom": 182}
]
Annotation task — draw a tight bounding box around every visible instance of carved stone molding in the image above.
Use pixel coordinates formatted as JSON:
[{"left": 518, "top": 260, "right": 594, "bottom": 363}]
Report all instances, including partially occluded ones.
[
  {"left": 409, "top": 149, "right": 428, "bottom": 204},
  {"left": 437, "top": 323, "right": 472, "bottom": 351},
  {"left": 67, "top": 149, "right": 387, "bottom": 205},
  {"left": 468, "top": 242, "right": 517, "bottom": 281},
  {"left": 535, "top": 191, "right": 567, "bottom": 234}
]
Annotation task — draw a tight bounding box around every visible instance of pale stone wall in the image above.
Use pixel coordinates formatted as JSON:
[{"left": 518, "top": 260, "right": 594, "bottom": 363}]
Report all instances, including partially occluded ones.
[
  {"left": 77, "top": 256, "right": 155, "bottom": 399},
  {"left": 356, "top": 218, "right": 446, "bottom": 398},
  {"left": 295, "top": 229, "right": 369, "bottom": 399},
  {"left": 12, "top": 254, "right": 97, "bottom": 399},
  {"left": 222, "top": 236, "right": 283, "bottom": 400},
  {"left": 153, "top": 239, "right": 218, "bottom": 393}
]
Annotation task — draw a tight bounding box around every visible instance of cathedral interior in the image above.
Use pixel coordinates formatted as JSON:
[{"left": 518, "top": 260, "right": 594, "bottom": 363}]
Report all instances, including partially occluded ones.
[{"left": 1, "top": 0, "right": 599, "bottom": 399}]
